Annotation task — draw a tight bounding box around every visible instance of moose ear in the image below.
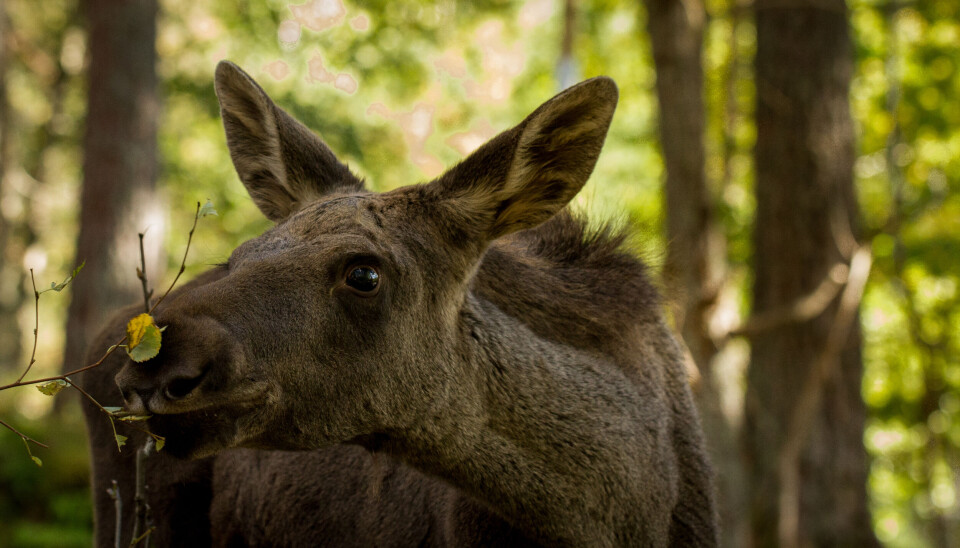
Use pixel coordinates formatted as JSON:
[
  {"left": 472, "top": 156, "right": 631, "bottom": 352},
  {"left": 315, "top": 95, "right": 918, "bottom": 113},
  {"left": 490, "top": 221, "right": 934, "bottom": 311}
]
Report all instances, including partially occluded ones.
[
  {"left": 214, "top": 61, "right": 363, "bottom": 222},
  {"left": 427, "top": 77, "right": 617, "bottom": 240}
]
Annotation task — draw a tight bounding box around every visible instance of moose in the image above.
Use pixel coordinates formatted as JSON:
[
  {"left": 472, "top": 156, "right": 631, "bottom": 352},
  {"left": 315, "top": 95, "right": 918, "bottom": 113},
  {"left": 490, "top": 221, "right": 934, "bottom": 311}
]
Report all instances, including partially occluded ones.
[{"left": 81, "top": 62, "right": 717, "bottom": 546}]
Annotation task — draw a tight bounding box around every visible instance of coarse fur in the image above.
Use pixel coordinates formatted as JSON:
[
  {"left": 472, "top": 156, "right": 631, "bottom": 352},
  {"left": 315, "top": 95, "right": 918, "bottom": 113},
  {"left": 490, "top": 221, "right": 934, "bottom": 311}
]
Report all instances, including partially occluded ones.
[{"left": 82, "top": 62, "right": 717, "bottom": 547}]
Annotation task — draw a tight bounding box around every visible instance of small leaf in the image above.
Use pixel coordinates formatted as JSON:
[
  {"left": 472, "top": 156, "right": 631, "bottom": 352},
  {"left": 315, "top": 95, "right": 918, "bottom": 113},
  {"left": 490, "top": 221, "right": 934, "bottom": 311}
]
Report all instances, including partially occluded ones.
[
  {"left": 115, "top": 434, "right": 128, "bottom": 449},
  {"left": 199, "top": 199, "right": 218, "bottom": 217},
  {"left": 126, "top": 313, "right": 153, "bottom": 348},
  {"left": 128, "top": 325, "right": 161, "bottom": 362},
  {"left": 154, "top": 437, "right": 165, "bottom": 452},
  {"left": 103, "top": 406, "right": 123, "bottom": 414},
  {"left": 47, "top": 262, "right": 84, "bottom": 292},
  {"left": 118, "top": 414, "right": 151, "bottom": 422},
  {"left": 36, "top": 379, "right": 68, "bottom": 396},
  {"left": 126, "top": 313, "right": 162, "bottom": 362},
  {"left": 21, "top": 437, "right": 42, "bottom": 466}
]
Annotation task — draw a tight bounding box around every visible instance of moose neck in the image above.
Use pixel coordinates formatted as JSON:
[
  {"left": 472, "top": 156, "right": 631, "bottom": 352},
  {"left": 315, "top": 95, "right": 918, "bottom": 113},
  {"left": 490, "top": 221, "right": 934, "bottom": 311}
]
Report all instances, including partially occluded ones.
[{"left": 384, "top": 294, "right": 667, "bottom": 546}]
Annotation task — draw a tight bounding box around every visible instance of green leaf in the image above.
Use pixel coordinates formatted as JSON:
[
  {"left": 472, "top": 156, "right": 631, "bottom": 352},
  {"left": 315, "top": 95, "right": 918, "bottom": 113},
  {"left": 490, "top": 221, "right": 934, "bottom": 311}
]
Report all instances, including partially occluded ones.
[
  {"left": 21, "top": 437, "right": 42, "bottom": 467},
  {"left": 36, "top": 379, "right": 68, "bottom": 396},
  {"left": 46, "top": 262, "right": 85, "bottom": 293},
  {"left": 103, "top": 406, "right": 123, "bottom": 414},
  {"left": 199, "top": 199, "right": 218, "bottom": 217},
  {"left": 127, "top": 324, "right": 161, "bottom": 362},
  {"left": 115, "top": 434, "right": 128, "bottom": 449},
  {"left": 125, "top": 313, "right": 162, "bottom": 362},
  {"left": 154, "top": 437, "right": 165, "bottom": 452}
]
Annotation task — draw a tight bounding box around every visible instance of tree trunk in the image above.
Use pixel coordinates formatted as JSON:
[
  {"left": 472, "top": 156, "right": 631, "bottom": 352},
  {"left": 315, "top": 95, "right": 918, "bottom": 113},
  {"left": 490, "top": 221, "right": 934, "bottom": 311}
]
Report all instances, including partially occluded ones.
[
  {"left": 746, "top": 1, "right": 876, "bottom": 546},
  {"left": 643, "top": 1, "right": 745, "bottom": 546},
  {"left": 62, "top": 0, "right": 160, "bottom": 376},
  {"left": 0, "top": 0, "right": 19, "bottom": 372}
]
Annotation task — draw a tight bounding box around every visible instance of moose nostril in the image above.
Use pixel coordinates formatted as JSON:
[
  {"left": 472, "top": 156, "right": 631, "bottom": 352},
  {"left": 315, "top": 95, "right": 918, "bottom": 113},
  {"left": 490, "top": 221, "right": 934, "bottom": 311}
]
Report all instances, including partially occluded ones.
[{"left": 163, "top": 373, "right": 205, "bottom": 401}]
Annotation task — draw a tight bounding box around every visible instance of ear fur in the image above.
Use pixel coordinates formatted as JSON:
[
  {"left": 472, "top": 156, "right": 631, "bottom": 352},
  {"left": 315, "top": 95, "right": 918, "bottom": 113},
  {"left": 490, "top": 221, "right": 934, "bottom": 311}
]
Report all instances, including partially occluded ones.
[
  {"left": 215, "top": 61, "right": 362, "bottom": 222},
  {"left": 427, "top": 77, "right": 618, "bottom": 240}
]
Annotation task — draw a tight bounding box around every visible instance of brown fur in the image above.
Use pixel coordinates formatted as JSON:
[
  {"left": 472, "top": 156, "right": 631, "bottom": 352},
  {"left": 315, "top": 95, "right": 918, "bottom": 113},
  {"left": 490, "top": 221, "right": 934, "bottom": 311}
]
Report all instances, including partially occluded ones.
[{"left": 83, "top": 62, "right": 717, "bottom": 546}]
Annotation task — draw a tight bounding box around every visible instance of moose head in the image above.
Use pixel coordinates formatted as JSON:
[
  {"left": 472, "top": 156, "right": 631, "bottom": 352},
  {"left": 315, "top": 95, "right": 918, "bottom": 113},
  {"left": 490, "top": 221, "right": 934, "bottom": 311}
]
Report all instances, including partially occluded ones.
[{"left": 114, "top": 62, "right": 618, "bottom": 460}]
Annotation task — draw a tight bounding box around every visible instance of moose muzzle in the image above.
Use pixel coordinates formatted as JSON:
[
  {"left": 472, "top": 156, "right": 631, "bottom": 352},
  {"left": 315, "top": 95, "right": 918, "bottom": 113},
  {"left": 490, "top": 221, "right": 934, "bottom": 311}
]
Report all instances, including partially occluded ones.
[{"left": 115, "top": 313, "right": 238, "bottom": 416}]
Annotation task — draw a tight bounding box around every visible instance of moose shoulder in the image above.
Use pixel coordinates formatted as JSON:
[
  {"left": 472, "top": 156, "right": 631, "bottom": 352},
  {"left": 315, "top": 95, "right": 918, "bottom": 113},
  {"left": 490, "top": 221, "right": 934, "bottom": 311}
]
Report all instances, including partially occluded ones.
[{"left": 84, "top": 62, "right": 717, "bottom": 547}]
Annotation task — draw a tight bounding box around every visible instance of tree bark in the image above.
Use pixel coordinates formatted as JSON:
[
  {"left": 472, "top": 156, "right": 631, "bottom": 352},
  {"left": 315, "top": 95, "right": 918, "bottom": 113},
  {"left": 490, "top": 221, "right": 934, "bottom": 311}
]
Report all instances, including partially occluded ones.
[
  {"left": 62, "top": 0, "right": 160, "bottom": 376},
  {"left": 643, "top": 2, "right": 745, "bottom": 546},
  {"left": 746, "top": 1, "right": 876, "bottom": 546}
]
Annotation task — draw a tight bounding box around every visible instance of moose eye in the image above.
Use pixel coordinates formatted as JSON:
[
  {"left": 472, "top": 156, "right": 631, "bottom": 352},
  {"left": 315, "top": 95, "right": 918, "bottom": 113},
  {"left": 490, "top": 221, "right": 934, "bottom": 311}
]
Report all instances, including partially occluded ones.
[{"left": 345, "top": 266, "right": 380, "bottom": 296}]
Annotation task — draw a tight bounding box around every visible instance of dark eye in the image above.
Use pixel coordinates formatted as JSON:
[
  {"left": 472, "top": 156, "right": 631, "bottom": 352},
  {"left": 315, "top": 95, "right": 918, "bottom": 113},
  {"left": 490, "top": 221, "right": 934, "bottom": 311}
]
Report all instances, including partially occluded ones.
[{"left": 345, "top": 266, "right": 380, "bottom": 296}]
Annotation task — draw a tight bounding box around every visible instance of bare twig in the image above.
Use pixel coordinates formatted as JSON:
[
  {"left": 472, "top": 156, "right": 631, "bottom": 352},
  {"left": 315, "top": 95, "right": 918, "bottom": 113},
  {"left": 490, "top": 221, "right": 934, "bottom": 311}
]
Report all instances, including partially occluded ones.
[
  {"left": 108, "top": 479, "right": 123, "bottom": 548},
  {"left": 776, "top": 245, "right": 872, "bottom": 547},
  {"left": 64, "top": 376, "right": 125, "bottom": 451},
  {"left": 16, "top": 270, "right": 41, "bottom": 384},
  {"left": 137, "top": 233, "right": 152, "bottom": 314},
  {"left": 130, "top": 527, "right": 155, "bottom": 547},
  {"left": 130, "top": 438, "right": 154, "bottom": 546},
  {"left": 150, "top": 202, "right": 200, "bottom": 314},
  {"left": 0, "top": 335, "right": 125, "bottom": 391}
]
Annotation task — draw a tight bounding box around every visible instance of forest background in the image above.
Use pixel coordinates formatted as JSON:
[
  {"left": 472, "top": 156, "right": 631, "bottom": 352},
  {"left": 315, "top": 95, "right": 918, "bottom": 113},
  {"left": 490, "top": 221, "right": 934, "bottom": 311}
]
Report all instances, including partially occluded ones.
[{"left": 0, "top": 0, "right": 957, "bottom": 547}]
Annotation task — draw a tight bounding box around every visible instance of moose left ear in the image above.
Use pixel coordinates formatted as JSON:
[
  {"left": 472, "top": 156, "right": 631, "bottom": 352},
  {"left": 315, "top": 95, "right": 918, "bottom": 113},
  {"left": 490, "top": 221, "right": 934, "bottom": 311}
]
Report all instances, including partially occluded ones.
[
  {"left": 215, "top": 61, "right": 363, "bottom": 222},
  {"left": 428, "top": 77, "right": 618, "bottom": 240}
]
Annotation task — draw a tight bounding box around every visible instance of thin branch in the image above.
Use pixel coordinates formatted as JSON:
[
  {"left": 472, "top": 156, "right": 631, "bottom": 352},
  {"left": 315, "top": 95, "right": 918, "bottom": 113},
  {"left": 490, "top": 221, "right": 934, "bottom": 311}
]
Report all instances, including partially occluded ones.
[
  {"left": 0, "top": 417, "right": 49, "bottom": 448},
  {"left": 137, "top": 233, "right": 152, "bottom": 314},
  {"left": 0, "top": 334, "right": 125, "bottom": 391},
  {"left": 776, "top": 245, "right": 872, "bottom": 547},
  {"left": 108, "top": 480, "right": 122, "bottom": 548},
  {"left": 65, "top": 376, "right": 125, "bottom": 451},
  {"left": 15, "top": 269, "right": 41, "bottom": 383},
  {"left": 130, "top": 527, "right": 155, "bottom": 547},
  {"left": 66, "top": 376, "right": 111, "bottom": 415},
  {"left": 131, "top": 438, "right": 154, "bottom": 546},
  {"left": 150, "top": 202, "right": 200, "bottom": 314}
]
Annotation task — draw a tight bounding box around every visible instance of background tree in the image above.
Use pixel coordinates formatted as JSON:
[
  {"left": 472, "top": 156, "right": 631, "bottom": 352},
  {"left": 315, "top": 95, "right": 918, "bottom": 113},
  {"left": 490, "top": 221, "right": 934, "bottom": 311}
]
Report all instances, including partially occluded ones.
[
  {"left": 60, "top": 0, "right": 161, "bottom": 379},
  {"left": 745, "top": 0, "right": 876, "bottom": 545},
  {"left": 642, "top": 0, "right": 745, "bottom": 545}
]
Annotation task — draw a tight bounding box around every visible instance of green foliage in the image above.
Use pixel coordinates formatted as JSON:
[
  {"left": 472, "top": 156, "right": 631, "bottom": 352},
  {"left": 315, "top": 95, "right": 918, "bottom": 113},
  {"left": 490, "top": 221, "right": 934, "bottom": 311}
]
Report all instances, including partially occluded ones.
[{"left": 851, "top": 1, "right": 960, "bottom": 545}]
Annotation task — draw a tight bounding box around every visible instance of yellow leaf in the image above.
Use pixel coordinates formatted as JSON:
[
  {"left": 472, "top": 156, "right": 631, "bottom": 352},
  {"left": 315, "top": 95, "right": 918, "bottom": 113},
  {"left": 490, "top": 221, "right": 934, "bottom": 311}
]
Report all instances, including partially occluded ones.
[
  {"left": 126, "top": 313, "right": 155, "bottom": 349},
  {"left": 125, "top": 314, "right": 162, "bottom": 362}
]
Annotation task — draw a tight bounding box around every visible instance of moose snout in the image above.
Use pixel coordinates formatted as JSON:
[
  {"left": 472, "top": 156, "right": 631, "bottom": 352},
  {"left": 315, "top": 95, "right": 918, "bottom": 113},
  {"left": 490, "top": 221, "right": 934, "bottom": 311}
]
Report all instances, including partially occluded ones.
[{"left": 115, "top": 314, "right": 236, "bottom": 415}]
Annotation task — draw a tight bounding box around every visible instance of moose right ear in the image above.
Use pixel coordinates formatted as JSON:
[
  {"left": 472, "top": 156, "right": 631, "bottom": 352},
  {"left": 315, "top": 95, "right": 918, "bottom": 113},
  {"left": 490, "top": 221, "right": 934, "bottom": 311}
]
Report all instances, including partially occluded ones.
[
  {"left": 424, "top": 77, "right": 617, "bottom": 243},
  {"left": 215, "top": 61, "right": 363, "bottom": 222}
]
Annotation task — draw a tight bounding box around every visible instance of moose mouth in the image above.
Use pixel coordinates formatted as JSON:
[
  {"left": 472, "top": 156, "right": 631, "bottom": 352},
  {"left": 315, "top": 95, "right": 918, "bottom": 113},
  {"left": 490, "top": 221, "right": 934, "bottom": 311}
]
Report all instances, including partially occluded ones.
[
  {"left": 146, "top": 397, "right": 268, "bottom": 460},
  {"left": 146, "top": 408, "right": 236, "bottom": 459}
]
